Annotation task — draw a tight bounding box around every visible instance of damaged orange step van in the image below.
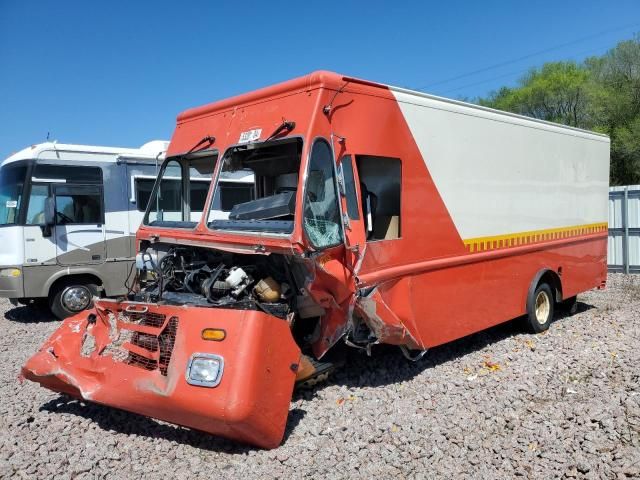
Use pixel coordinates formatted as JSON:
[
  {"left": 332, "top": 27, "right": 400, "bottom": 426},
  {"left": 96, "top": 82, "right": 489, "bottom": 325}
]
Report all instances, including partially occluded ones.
[{"left": 22, "top": 71, "right": 610, "bottom": 449}]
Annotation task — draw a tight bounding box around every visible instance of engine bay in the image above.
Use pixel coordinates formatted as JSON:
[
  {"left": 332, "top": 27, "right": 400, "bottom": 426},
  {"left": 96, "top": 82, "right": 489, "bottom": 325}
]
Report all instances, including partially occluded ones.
[{"left": 132, "top": 243, "right": 298, "bottom": 319}]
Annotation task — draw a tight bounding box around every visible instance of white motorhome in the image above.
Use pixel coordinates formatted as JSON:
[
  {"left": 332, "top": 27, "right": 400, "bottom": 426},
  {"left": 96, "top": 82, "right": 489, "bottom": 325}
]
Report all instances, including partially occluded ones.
[
  {"left": 0, "top": 141, "right": 171, "bottom": 317},
  {"left": 0, "top": 140, "right": 253, "bottom": 318}
]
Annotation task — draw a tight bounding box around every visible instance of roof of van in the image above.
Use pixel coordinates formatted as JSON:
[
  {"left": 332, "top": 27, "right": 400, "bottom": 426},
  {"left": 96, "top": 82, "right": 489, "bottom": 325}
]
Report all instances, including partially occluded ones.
[
  {"left": 1, "top": 140, "right": 169, "bottom": 167},
  {"left": 177, "top": 70, "right": 608, "bottom": 140}
]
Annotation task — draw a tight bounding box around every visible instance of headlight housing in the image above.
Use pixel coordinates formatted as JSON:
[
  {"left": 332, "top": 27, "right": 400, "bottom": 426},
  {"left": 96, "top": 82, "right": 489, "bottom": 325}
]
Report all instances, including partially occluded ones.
[
  {"left": 185, "top": 353, "right": 224, "bottom": 387},
  {"left": 0, "top": 268, "right": 21, "bottom": 278}
]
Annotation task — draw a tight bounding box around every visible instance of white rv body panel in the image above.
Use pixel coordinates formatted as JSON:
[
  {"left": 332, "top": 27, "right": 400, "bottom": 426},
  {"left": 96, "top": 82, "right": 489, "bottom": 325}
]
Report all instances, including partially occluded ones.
[{"left": 0, "top": 226, "right": 24, "bottom": 266}]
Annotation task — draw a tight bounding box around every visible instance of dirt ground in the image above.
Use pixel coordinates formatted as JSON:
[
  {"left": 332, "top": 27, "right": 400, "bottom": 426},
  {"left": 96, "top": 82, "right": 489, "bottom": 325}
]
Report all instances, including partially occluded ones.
[{"left": 0, "top": 274, "right": 639, "bottom": 479}]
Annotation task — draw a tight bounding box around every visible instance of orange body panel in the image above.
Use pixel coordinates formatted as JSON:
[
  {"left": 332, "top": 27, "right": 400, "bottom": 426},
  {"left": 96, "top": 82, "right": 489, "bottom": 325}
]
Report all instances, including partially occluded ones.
[
  {"left": 21, "top": 71, "right": 609, "bottom": 448},
  {"left": 22, "top": 301, "right": 300, "bottom": 449}
]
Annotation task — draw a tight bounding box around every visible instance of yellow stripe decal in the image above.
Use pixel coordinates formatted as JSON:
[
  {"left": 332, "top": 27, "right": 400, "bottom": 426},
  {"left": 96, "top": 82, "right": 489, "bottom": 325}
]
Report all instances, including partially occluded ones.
[{"left": 463, "top": 222, "right": 608, "bottom": 253}]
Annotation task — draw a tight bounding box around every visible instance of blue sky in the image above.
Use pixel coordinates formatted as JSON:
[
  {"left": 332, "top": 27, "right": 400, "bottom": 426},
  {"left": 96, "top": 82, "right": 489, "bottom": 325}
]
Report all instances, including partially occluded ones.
[{"left": 1, "top": 1, "right": 639, "bottom": 159}]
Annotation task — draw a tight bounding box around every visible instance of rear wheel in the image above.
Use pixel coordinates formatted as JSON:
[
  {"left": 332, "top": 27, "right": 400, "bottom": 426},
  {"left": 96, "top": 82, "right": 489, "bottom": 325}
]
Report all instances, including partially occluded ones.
[
  {"left": 49, "top": 280, "right": 98, "bottom": 320},
  {"left": 560, "top": 295, "right": 578, "bottom": 315},
  {"left": 524, "top": 282, "right": 554, "bottom": 333}
]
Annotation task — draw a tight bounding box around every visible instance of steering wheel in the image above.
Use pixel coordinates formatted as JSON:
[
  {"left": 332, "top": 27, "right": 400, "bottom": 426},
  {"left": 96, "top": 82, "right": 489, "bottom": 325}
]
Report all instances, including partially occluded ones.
[{"left": 56, "top": 211, "right": 74, "bottom": 224}]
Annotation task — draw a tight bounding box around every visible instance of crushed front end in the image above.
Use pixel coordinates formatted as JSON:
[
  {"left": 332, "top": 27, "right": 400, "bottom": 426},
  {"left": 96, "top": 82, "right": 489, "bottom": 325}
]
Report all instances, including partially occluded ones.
[
  {"left": 21, "top": 241, "right": 343, "bottom": 449},
  {"left": 22, "top": 297, "right": 301, "bottom": 449}
]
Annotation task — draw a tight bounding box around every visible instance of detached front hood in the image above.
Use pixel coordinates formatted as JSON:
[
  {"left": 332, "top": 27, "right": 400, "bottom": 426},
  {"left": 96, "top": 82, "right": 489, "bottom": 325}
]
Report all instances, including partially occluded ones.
[{"left": 22, "top": 298, "right": 302, "bottom": 449}]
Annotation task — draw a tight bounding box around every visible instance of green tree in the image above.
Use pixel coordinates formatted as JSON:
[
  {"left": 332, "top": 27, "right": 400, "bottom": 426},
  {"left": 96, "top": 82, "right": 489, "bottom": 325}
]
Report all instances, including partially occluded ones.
[
  {"left": 476, "top": 36, "right": 640, "bottom": 185},
  {"left": 587, "top": 38, "right": 640, "bottom": 184},
  {"left": 479, "top": 62, "right": 591, "bottom": 127}
]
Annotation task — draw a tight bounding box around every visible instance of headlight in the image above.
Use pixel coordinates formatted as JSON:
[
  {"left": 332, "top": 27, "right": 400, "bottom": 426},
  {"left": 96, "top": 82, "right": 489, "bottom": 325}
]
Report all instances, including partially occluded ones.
[
  {"left": 186, "top": 353, "right": 224, "bottom": 387},
  {"left": 0, "top": 268, "right": 21, "bottom": 278}
]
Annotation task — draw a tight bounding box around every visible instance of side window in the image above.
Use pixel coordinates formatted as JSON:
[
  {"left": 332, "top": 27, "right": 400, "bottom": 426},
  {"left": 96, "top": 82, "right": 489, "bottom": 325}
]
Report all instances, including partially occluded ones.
[
  {"left": 135, "top": 177, "right": 210, "bottom": 213},
  {"left": 54, "top": 185, "right": 103, "bottom": 225},
  {"left": 340, "top": 155, "right": 360, "bottom": 220},
  {"left": 135, "top": 178, "right": 154, "bottom": 212},
  {"left": 303, "top": 140, "right": 343, "bottom": 248},
  {"left": 356, "top": 155, "right": 401, "bottom": 241},
  {"left": 189, "top": 180, "right": 210, "bottom": 212},
  {"left": 146, "top": 160, "right": 183, "bottom": 222},
  {"left": 33, "top": 164, "right": 102, "bottom": 184},
  {"left": 27, "top": 164, "right": 104, "bottom": 225},
  {"left": 26, "top": 184, "right": 49, "bottom": 225}
]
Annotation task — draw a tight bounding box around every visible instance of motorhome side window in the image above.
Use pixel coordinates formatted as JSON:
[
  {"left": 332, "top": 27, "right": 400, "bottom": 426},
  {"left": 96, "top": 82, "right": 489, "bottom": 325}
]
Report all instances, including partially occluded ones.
[
  {"left": 28, "top": 165, "right": 103, "bottom": 225},
  {"left": 144, "top": 155, "right": 215, "bottom": 228},
  {"left": 356, "top": 155, "right": 401, "bottom": 241},
  {"left": 303, "top": 140, "right": 343, "bottom": 248},
  {"left": 208, "top": 138, "right": 301, "bottom": 233},
  {"left": 54, "top": 185, "right": 103, "bottom": 224},
  {"left": 136, "top": 177, "right": 212, "bottom": 213}
]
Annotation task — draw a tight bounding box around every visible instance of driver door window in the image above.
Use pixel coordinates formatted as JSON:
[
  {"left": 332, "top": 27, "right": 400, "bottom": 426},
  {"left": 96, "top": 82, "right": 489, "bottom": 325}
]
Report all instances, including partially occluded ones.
[
  {"left": 54, "top": 185, "right": 103, "bottom": 225},
  {"left": 303, "top": 140, "right": 343, "bottom": 249}
]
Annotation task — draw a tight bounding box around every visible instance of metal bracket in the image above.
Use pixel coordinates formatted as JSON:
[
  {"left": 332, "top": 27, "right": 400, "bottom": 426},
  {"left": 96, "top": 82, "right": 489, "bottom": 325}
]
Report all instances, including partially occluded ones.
[{"left": 400, "top": 345, "right": 428, "bottom": 362}]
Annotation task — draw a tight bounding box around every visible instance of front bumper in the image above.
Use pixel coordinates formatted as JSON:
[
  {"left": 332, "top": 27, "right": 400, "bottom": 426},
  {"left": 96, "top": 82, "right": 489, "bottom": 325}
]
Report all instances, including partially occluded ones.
[
  {"left": 0, "top": 267, "right": 24, "bottom": 298},
  {"left": 22, "top": 299, "right": 301, "bottom": 449}
]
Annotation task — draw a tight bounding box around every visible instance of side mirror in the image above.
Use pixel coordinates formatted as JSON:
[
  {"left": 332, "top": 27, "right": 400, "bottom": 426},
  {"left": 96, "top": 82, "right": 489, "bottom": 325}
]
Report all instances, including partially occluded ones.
[
  {"left": 41, "top": 197, "right": 55, "bottom": 238},
  {"left": 44, "top": 197, "right": 55, "bottom": 226}
]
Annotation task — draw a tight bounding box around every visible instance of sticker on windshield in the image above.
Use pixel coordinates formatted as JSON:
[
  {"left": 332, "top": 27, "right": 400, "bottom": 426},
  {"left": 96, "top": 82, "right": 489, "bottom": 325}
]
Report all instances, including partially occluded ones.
[
  {"left": 5, "top": 200, "right": 17, "bottom": 208},
  {"left": 238, "top": 128, "right": 262, "bottom": 144}
]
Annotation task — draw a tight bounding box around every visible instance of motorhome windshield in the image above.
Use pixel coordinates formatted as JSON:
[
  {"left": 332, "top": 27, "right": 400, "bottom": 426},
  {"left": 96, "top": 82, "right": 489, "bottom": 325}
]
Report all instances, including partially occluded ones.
[
  {"left": 143, "top": 154, "right": 216, "bottom": 229},
  {"left": 0, "top": 164, "right": 27, "bottom": 226},
  {"left": 207, "top": 139, "right": 302, "bottom": 235}
]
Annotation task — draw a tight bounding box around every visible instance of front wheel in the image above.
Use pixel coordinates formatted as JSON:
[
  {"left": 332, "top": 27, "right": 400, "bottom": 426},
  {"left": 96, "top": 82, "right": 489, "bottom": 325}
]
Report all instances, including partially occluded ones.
[
  {"left": 49, "top": 281, "right": 98, "bottom": 320},
  {"left": 524, "top": 282, "right": 555, "bottom": 333}
]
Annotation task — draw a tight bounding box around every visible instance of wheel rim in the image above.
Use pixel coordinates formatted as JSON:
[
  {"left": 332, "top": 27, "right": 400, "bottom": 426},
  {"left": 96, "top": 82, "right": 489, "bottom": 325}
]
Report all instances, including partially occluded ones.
[
  {"left": 61, "top": 286, "right": 91, "bottom": 312},
  {"left": 534, "top": 290, "right": 550, "bottom": 325}
]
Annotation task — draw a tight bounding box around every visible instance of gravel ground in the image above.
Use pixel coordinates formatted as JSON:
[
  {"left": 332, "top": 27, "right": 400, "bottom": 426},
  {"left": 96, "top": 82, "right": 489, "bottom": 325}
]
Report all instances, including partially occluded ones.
[{"left": 1, "top": 274, "right": 639, "bottom": 479}]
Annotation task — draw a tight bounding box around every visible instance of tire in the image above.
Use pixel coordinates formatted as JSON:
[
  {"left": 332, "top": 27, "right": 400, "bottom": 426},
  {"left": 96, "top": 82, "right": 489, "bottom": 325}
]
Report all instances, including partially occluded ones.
[
  {"left": 49, "top": 280, "right": 98, "bottom": 320},
  {"left": 524, "top": 282, "right": 555, "bottom": 333},
  {"left": 560, "top": 295, "right": 578, "bottom": 315}
]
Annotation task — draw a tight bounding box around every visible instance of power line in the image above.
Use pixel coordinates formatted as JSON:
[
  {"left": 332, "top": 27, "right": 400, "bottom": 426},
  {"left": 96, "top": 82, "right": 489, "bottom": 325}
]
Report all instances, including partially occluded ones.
[
  {"left": 438, "top": 43, "right": 615, "bottom": 96},
  {"left": 415, "top": 22, "right": 640, "bottom": 91}
]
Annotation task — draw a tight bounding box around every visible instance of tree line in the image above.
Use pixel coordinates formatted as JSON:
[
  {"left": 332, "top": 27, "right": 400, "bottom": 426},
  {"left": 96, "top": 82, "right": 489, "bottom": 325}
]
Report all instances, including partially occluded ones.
[{"left": 476, "top": 36, "right": 640, "bottom": 186}]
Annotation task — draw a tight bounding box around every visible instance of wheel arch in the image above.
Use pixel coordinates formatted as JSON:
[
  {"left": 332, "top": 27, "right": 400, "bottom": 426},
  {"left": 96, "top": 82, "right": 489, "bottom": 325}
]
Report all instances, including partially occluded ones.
[
  {"left": 527, "top": 268, "right": 563, "bottom": 306},
  {"left": 46, "top": 271, "right": 104, "bottom": 299}
]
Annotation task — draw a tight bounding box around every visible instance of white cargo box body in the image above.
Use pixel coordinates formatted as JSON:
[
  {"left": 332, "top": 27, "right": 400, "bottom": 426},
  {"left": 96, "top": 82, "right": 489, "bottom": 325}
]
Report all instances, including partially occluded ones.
[{"left": 391, "top": 87, "right": 610, "bottom": 247}]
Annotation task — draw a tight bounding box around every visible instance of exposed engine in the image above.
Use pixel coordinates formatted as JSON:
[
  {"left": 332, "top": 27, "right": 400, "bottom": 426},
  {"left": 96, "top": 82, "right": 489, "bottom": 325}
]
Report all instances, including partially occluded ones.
[{"left": 132, "top": 244, "right": 295, "bottom": 319}]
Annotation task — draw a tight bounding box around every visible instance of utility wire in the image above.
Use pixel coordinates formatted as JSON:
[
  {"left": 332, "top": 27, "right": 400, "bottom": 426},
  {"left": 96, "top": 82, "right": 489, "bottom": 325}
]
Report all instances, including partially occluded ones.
[
  {"left": 439, "top": 43, "right": 615, "bottom": 96},
  {"left": 415, "top": 22, "right": 640, "bottom": 91}
]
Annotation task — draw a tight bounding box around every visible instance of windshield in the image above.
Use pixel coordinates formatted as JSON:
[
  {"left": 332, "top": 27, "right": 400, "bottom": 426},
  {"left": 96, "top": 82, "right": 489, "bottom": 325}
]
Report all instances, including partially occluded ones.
[
  {"left": 0, "top": 164, "right": 27, "bottom": 226},
  {"left": 143, "top": 154, "right": 216, "bottom": 228},
  {"left": 207, "top": 138, "right": 302, "bottom": 234}
]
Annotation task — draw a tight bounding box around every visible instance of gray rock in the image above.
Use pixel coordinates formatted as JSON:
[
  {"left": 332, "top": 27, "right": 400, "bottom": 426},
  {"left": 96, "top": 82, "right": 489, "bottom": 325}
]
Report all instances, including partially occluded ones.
[{"left": 1, "top": 273, "right": 639, "bottom": 478}]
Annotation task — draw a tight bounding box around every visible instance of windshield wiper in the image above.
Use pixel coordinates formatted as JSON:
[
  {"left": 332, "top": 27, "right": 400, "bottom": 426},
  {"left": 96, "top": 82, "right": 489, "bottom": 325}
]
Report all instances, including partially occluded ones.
[
  {"left": 264, "top": 120, "right": 295, "bottom": 143},
  {"left": 184, "top": 135, "right": 216, "bottom": 156}
]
